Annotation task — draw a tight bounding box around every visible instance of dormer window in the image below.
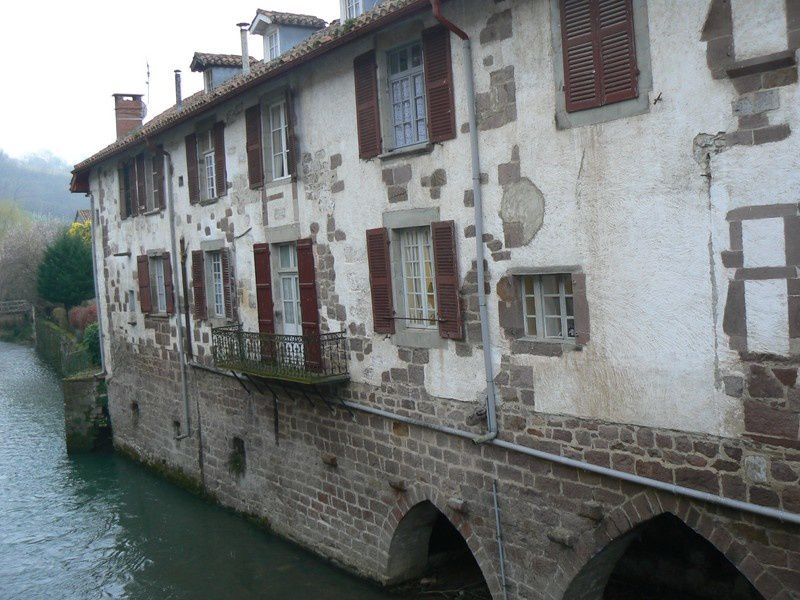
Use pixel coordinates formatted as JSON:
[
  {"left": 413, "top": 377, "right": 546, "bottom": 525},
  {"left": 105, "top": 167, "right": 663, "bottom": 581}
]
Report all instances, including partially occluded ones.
[
  {"left": 345, "top": 0, "right": 363, "bottom": 19},
  {"left": 267, "top": 30, "right": 280, "bottom": 61}
]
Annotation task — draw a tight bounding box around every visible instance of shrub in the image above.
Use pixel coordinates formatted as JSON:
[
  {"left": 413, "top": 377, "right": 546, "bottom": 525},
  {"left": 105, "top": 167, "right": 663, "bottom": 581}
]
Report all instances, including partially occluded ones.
[
  {"left": 68, "top": 304, "right": 97, "bottom": 332},
  {"left": 80, "top": 322, "right": 101, "bottom": 365},
  {"left": 37, "top": 231, "right": 94, "bottom": 308}
]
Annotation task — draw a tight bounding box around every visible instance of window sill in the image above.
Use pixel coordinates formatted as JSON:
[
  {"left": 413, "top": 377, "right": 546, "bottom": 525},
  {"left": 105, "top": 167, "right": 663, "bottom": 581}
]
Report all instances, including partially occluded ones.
[
  {"left": 199, "top": 197, "right": 219, "bottom": 207},
  {"left": 144, "top": 313, "right": 170, "bottom": 320},
  {"left": 143, "top": 208, "right": 164, "bottom": 217},
  {"left": 379, "top": 142, "right": 432, "bottom": 162},
  {"left": 511, "top": 337, "right": 580, "bottom": 357},
  {"left": 392, "top": 327, "right": 445, "bottom": 350}
]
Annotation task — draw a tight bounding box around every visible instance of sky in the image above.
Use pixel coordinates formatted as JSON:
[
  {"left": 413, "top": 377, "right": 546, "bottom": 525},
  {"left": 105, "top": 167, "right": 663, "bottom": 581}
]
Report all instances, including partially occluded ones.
[{"left": 0, "top": 1, "right": 340, "bottom": 166}]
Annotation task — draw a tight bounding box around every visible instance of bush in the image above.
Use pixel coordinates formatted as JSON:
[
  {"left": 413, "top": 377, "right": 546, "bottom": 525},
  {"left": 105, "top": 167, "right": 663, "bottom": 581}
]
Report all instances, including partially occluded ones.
[
  {"left": 80, "top": 322, "right": 101, "bottom": 365},
  {"left": 37, "top": 230, "right": 94, "bottom": 308},
  {"left": 68, "top": 304, "right": 97, "bottom": 332}
]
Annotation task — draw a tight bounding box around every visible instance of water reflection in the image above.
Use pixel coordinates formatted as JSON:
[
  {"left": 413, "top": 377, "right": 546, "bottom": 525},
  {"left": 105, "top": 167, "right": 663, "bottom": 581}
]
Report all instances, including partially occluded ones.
[{"left": 0, "top": 342, "right": 388, "bottom": 599}]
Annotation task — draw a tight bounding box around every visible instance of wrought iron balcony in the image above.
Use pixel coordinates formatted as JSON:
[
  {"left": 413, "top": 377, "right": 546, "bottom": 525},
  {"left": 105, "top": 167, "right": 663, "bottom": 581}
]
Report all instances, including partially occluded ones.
[{"left": 211, "top": 325, "right": 349, "bottom": 384}]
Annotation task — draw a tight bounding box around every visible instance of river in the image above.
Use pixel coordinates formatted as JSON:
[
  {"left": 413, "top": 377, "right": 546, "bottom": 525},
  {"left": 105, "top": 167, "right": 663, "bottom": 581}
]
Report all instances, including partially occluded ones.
[{"left": 0, "top": 341, "right": 390, "bottom": 599}]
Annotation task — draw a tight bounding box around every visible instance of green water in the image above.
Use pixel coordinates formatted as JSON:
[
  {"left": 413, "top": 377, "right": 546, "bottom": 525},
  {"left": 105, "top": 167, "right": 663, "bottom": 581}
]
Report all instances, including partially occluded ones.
[{"left": 0, "top": 341, "right": 389, "bottom": 599}]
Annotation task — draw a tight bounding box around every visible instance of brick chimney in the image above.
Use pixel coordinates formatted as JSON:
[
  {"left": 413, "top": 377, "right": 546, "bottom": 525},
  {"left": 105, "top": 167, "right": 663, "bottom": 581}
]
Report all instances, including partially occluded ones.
[{"left": 113, "top": 94, "right": 146, "bottom": 139}]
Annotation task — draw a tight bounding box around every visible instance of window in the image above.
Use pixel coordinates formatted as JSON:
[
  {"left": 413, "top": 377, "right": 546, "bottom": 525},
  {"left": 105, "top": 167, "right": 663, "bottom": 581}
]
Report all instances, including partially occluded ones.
[
  {"left": 121, "top": 163, "right": 134, "bottom": 218},
  {"left": 399, "top": 227, "right": 437, "bottom": 328},
  {"left": 276, "top": 243, "right": 302, "bottom": 335},
  {"left": 387, "top": 42, "right": 427, "bottom": 149},
  {"left": 198, "top": 130, "right": 216, "bottom": 200},
  {"left": 269, "top": 100, "right": 289, "bottom": 180},
  {"left": 521, "top": 274, "right": 575, "bottom": 340},
  {"left": 150, "top": 256, "right": 167, "bottom": 313},
  {"left": 267, "top": 31, "right": 280, "bottom": 60},
  {"left": 209, "top": 251, "right": 225, "bottom": 318},
  {"left": 345, "top": 0, "right": 362, "bottom": 19}
]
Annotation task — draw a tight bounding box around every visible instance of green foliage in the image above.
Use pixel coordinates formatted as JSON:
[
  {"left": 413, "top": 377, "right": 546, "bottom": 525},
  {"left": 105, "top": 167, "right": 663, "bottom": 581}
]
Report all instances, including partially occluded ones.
[
  {"left": 80, "top": 322, "right": 101, "bottom": 365},
  {"left": 37, "top": 231, "right": 94, "bottom": 308},
  {"left": 68, "top": 220, "right": 92, "bottom": 244}
]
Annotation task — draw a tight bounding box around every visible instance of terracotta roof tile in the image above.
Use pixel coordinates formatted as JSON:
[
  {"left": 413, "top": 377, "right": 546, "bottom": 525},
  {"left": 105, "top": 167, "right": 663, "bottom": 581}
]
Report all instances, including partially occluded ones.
[
  {"left": 73, "top": 0, "right": 428, "bottom": 174},
  {"left": 190, "top": 52, "right": 259, "bottom": 72},
  {"left": 254, "top": 9, "right": 327, "bottom": 29}
]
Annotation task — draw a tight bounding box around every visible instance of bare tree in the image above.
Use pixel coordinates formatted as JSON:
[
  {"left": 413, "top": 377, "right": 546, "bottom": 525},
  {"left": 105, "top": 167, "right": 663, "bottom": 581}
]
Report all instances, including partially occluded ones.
[{"left": 0, "top": 208, "right": 62, "bottom": 301}]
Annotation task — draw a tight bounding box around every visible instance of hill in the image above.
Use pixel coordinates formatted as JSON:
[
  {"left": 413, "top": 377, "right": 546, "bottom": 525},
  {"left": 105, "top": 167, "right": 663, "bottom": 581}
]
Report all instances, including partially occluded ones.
[{"left": 0, "top": 151, "right": 88, "bottom": 220}]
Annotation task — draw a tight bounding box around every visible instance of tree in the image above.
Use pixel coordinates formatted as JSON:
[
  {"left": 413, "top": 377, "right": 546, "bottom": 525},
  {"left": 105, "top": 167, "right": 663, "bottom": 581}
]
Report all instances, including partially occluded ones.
[{"left": 37, "top": 229, "right": 94, "bottom": 307}]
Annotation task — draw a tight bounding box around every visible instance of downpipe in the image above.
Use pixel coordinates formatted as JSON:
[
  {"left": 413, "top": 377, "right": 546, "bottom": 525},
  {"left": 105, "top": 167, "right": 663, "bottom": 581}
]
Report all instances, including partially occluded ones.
[
  {"left": 430, "top": 0, "right": 498, "bottom": 443},
  {"left": 162, "top": 149, "right": 192, "bottom": 439},
  {"left": 87, "top": 192, "right": 107, "bottom": 375}
]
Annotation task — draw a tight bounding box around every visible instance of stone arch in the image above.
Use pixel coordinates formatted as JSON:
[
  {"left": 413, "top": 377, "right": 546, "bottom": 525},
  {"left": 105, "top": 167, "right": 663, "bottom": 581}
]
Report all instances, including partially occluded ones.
[
  {"left": 378, "top": 484, "right": 500, "bottom": 597},
  {"left": 550, "top": 490, "right": 776, "bottom": 600}
]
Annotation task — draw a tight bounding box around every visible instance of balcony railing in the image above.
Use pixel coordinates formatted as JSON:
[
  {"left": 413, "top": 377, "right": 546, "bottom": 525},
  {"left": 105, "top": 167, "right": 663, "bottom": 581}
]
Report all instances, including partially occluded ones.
[{"left": 211, "top": 324, "right": 349, "bottom": 384}]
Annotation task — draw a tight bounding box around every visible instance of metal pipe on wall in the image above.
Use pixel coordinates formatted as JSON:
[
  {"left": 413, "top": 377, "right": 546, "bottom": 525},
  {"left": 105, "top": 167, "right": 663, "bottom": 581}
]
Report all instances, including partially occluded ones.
[{"left": 87, "top": 192, "right": 107, "bottom": 374}]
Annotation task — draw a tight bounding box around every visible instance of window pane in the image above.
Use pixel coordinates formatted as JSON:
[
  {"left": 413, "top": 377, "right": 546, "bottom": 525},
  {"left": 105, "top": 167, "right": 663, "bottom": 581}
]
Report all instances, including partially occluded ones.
[
  {"left": 541, "top": 275, "right": 558, "bottom": 294},
  {"left": 544, "top": 296, "right": 561, "bottom": 317},
  {"left": 411, "top": 44, "right": 422, "bottom": 67},
  {"left": 565, "top": 297, "right": 574, "bottom": 318},
  {"left": 523, "top": 276, "right": 535, "bottom": 296},
  {"left": 279, "top": 245, "right": 293, "bottom": 269},
  {"left": 398, "top": 49, "right": 408, "bottom": 72},
  {"left": 567, "top": 319, "right": 576, "bottom": 338},
  {"left": 545, "top": 317, "right": 562, "bottom": 338},
  {"left": 525, "top": 297, "right": 536, "bottom": 318},
  {"left": 526, "top": 317, "right": 537, "bottom": 337},
  {"left": 564, "top": 275, "right": 573, "bottom": 295}
]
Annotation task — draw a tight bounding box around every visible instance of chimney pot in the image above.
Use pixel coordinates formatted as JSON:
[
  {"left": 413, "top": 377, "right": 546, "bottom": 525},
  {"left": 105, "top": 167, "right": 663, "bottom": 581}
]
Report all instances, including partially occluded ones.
[
  {"left": 238, "top": 23, "right": 251, "bottom": 75},
  {"left": 112, "top": 93, "right": 145, "bottom": 140}
]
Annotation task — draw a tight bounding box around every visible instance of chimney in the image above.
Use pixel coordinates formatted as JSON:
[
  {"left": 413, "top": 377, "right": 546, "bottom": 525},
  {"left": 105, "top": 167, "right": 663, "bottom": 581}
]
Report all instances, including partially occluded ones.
[
  {"left": 174, "top": 70, "right": 182, "bottom": 110},
  {"left": 113, "top": 94, "right": 145, "bottom": 140},
  {"left": 238, "top": 23, "right": 250, "bottom": 75}
]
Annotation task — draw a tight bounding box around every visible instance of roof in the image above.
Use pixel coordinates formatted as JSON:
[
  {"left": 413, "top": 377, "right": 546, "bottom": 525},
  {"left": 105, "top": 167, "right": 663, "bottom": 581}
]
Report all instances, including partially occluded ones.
[
  {"left": 71, "top": 0, "right": 431, "bottom": 190},
  {"left": 74, "top": 209, "right": 92, "bottom": 223},
  {"left": 190, "top": 52, "right": 259, "bottom": 72},
  {"left": 253, "top": 9, "right": 327, "bottom": 29}
]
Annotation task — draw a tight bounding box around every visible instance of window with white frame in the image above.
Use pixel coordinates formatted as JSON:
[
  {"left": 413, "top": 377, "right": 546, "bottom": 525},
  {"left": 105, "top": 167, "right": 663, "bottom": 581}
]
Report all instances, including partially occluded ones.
[
  {"left": 345, "top": 0, "right": 363, "bottom": 19},
  {"left": 209, "top": 251, "right": 225, "bottom": 318},
  {"left": 269, "top": 100, "right": 289, "bottom": 180},
  {"left": 521, "top": 274, "right": 575, "bottom": 340},
  {"left": 150, "top": 256, "right": 167, "bottom": 313},
  {"left": 267, "top": 31, "right": 280, "bottom": 60},
  {"left": 198, "top": 129, "right": 216, "bottom": 200},
  {"left": 387, "top": 42, "right": 427, "bottom": 149},
  {"left": 399, "top": 227, "right": 437, "bottom": 328}
]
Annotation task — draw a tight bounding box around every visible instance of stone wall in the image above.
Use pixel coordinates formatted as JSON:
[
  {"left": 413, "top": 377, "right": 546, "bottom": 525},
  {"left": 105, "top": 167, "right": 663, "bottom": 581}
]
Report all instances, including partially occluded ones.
[{"left": 63, "top": 374, "right": 110, "bottom": 452}]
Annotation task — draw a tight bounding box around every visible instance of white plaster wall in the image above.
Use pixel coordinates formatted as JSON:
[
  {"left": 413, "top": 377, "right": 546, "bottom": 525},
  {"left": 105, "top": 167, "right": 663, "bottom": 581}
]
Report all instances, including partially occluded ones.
[
  {"left": 732, "top": 0, "right": 788, "bottom": 61},
  {"left": 89, "top": 0, "right": 798, "bottom": 438}
]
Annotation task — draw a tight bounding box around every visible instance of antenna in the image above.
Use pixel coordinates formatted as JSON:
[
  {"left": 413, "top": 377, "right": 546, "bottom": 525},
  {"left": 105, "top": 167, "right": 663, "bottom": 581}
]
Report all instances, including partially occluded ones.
[{"left": 146, "top": 59, "right": 151, "bottom": 107}]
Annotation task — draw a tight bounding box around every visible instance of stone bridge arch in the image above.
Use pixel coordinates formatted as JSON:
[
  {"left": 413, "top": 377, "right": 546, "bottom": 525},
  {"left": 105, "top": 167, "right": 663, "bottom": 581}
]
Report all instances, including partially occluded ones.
[
  {"left": 545, "top": 490, "right": 786, "bottom": 600},
  {"left": 377, "top": 483, "right": 501, "bottom": 598}
]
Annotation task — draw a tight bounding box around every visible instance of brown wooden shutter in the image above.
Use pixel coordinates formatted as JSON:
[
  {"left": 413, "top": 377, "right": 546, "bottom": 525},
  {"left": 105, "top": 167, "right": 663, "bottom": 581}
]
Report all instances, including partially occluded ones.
[
  {"left": 253, "top": 243, "right": 275, "bottom": 334},
  {"left": 191, "top": 250, "right": 207, "bottom": 320},
  {"left": 221, "top": 248, "right": 236, "bottom": 321},
  {"left": 297, "top": 238, "right": 321, "bottom": 370},
  {"left": 353, "top": 51, "right": 382, "bottom": 159},
  {"left": 152, "top": 146, "right": 165, "bottom": 210},
  {"left": 365, "top": 227, "right": 395, "bottom": 334},
  {"left": 137, "top": 254, "right": 152, "bottom": 314},
  {"left": 560, "top": 0, "right": 637, "bottom": 112},
  {"left": 422, "top": 26, "right": 456, "bottom": 143},
  {"left": 431, "top": 220, "right": 463, "bottom": 340},
  {"left": 163, "top": 252, "right": 175, "bottom": 315},
  {"left": 245, "top": 105, "right": 264, "bottom": 189},
  {"left": 118, "top": 167, "right": 128, "bottom": 219},
  {"left": 185, "top": 133, "right": 200, "bottom": 204},
  {"left": 284, "top": 88, "right": 298, "bottom": 179},
  {"left": 135, "top": 153, "right": 147, "bottom": 214},
  {"left": 597, "top": 0, "right": 637, "bottom": 105},
  {"left": 571, "top": 272, "right": 591, "bottom": 345},
  {"left": 213, "top": 121, "right": 227, "bottom": 197}
]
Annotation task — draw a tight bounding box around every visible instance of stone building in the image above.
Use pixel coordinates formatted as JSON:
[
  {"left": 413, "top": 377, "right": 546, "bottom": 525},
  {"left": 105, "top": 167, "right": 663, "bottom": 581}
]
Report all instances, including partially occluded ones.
[{"left": 71, "top": 0, "right": 800, "bottom": 598}]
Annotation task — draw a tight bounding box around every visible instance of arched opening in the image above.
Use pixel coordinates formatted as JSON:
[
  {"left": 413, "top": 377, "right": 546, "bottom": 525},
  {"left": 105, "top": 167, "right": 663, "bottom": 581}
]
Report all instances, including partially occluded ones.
[
  {"left": 564, "top": 513, "right": 766, "bottom": 600},
  {"left": 386, "top": 500, "right": 490, "bottom": 599}
]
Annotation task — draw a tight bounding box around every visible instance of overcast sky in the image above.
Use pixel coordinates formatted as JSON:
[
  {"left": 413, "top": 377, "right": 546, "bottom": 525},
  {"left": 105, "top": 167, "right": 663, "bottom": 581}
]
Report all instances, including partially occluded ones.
[{"left": 0, "top": 1, "right": 340, "bottom": 166}]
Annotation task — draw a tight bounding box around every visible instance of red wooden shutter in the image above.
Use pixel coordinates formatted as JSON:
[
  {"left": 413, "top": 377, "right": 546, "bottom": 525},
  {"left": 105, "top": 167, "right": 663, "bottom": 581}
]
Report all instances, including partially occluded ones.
[
  {"left": 284, "top": 88, "right": 298, "bottom": 179},
  {"left": 163, "top": 252, "right": 175, "bottom": 315},
  {"left": 245, "top": 105, "right": 264, "bottom": 189},
  {"left": 152, "top": 146, "right": 165, "bottom": 210},
  {"left": 365, "top": 228, "right": 395, "bottom": 334},
  {"left": 560, "top": 0, "right": 637, "bottom": 112},
  {"left": 297, "top": 238, "right": 321, "bottom": 370},
  {"left": 185, "top": 133, "right": 200, "bottom": 204},
  {"left": 135, "top": 153, "right": 147, "bottom": 214},
  {"left": 253, "top": 243, "right": 275, "bottom": 333},
  {"left": 221, "top": 248, "right": 236, "bottom": 321},
  {"left": 353, "top": 51, "right": 382, "bottom": 159},
  {"left": 422, "top": 26, "right": 456, "bottom": 143},
  {"left": 431, "top": 221, "right": 463, "bottom": 340},
  {"left": 191, "top": 250, "right": 207, "bottom": 320},
  {"left": 213, "top": 121, "right": 227, "bottom": 197},
  {"left": 597, "top": 0, "right": 637, "bottom": 105},
  {"left": 137, "top": 254, "right": 152, "bottom": 314}
]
